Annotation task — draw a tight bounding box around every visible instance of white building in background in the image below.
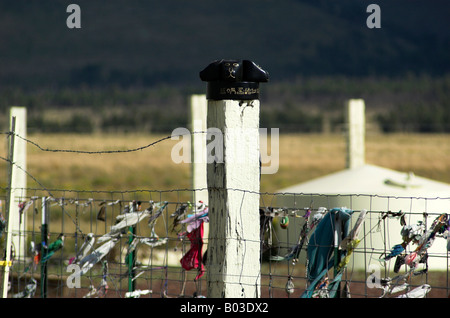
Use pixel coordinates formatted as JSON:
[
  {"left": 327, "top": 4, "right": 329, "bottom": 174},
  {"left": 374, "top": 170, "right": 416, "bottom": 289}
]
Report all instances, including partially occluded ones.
[{"left": 274, "top": 99, "right": 450, "bottom": 271}]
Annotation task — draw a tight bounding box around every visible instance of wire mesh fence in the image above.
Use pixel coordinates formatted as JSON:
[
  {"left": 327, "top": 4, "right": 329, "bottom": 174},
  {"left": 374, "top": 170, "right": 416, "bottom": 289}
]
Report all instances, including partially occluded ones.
[
  {"left": 1, "top": 189, "right": 449, "bottom": 298},
  {"left": 0, "top": 131, "right": 449, "bottom": 298}
]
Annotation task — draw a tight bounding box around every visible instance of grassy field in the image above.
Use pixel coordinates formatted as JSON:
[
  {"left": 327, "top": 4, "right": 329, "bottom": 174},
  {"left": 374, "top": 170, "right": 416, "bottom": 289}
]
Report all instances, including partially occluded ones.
[{"left": 1, "top": 132, "right": 450, "bottom": 194}]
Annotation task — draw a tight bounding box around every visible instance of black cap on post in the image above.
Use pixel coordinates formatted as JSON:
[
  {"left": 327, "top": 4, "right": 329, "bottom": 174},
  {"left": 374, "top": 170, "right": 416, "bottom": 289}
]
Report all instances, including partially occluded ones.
[{"left": 200, "top": 59, "right": 269, "bottom": 100}]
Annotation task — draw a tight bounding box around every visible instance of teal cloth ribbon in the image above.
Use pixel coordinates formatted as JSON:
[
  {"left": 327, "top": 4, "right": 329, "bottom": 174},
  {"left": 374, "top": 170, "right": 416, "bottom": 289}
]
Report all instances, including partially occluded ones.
[{"left": 301, "top": 207, "right": 353, "bottom": 298}]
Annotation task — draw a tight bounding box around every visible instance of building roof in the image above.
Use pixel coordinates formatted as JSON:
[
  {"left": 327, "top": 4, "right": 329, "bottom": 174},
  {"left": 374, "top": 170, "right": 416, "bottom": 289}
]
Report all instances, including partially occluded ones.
[{"left": 278, "top": 164, "right": 450, "bottom": 198}]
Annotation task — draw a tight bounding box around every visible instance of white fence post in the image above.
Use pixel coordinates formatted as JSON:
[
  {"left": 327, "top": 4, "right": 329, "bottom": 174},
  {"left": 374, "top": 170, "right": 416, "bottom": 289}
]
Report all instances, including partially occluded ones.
[
  {"left": 346, "top": 99, "right": 365, "bottom": 169},
  {"left": 190, "top": 94, "right": 209, "bottom": 257},
  {"left": 2, "top": 117, "right": 16, "bottom": 298},
  {"left": 2, "top": 108, "right": 27, "bottom": 298},
  {"left": 200, "top": 59, "right": 268, "bottom": 298},
  {"left": 9, "top": 107, "right": 27, "bottom": 261},
  {"left": 190, "top": 94, "right": 208, "bottom": 204}
]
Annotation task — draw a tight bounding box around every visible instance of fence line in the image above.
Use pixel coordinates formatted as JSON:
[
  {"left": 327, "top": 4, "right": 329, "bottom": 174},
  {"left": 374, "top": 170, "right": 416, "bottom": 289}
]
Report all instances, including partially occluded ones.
[
  {"left": 0, "top": 131, "right": 449, "bottom": 298},
  {"left": 1, "top": 188, "right": 449, "bottom": 298},
  {"left": 4, "top": 131, "right": 450, "bottom": 199},
  {"left": 11, "top": 131, "right": 204, "bottom": 154}
]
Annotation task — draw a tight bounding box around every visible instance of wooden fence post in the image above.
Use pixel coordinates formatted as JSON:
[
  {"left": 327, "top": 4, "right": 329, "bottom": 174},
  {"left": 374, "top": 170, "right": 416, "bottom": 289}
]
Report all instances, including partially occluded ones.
[{"left": 200, "top": 59, "right": 268, "bottom": 298}]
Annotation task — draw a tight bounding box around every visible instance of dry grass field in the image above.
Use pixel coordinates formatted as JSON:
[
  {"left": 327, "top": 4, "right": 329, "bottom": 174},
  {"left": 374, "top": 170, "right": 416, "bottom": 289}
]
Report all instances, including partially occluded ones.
[{"left": 1, "top": 132, "right": 449, "bottom": 194}]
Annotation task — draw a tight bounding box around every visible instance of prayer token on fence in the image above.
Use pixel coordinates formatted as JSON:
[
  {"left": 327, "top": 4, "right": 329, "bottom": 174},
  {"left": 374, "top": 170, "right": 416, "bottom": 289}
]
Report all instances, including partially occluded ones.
[
  {"left": 285, "top": 277, "right": 295, "bottom": 294},
  {"left": 280, "top": 216, "right": 289, "bottom": 229}
]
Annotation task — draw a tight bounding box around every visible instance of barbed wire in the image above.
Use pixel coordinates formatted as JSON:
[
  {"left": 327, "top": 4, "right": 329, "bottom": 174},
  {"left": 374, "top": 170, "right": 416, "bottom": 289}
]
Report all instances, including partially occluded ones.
[
  {"left": 2, "top": 130, "right": 449, "bottom": 200},
  {"left": 0, "top": 155, "right": 54, "bottom": 198},
  {"left": 8, "top": 131, "right": 206, "bottom": 155}
]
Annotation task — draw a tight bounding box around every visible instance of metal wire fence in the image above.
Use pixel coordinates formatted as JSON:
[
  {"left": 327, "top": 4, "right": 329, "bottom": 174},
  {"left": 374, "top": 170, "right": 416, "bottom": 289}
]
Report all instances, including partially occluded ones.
[
  {"left": 0, "top": 131, "right": 449, "bottom": 298},
  {"left": 1, "top": 189, "right": 449, "bottom": 298}
]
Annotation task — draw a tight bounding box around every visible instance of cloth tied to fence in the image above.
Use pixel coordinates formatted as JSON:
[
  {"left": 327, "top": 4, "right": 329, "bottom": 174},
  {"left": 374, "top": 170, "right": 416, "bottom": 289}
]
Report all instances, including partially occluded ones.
[
  {"left": 301, "top": 207, "right": 354, "bottom": 298},
  {"left": 180, "top": 221, "right": 205, "bottom": 280}
]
